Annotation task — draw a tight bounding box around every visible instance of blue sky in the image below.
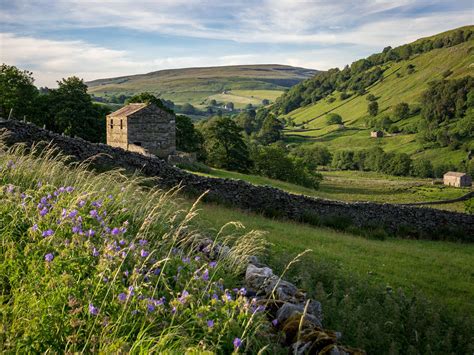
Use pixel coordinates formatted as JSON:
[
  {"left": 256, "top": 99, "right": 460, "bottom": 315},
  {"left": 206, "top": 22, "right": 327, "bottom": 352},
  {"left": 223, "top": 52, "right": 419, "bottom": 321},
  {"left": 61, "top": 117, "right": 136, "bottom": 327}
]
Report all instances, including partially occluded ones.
[{"left": 0, "top": 0, "right": 472, "bottom": 86}]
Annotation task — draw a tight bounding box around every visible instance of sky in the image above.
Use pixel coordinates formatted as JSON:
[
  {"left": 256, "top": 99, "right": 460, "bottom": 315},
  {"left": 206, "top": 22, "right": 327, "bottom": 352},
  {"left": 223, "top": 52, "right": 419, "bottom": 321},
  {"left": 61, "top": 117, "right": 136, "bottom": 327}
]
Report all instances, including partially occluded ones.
[{"left": 0, "top": 0, "right": 472, "bottom": 87}]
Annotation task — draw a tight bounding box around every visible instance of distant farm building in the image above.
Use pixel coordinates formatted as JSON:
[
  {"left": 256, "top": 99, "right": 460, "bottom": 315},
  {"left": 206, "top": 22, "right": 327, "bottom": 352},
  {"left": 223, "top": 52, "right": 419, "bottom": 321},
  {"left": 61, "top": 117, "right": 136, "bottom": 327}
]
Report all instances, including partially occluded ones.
[
  {"left": 106, "top": 103, "right": 175, "bottom": 158},
  {"left": 370, "top": 130, "right": 383, "bottom": 138},
  {"left": 443, "top": 172, "right": 472, "bottom": 187}
]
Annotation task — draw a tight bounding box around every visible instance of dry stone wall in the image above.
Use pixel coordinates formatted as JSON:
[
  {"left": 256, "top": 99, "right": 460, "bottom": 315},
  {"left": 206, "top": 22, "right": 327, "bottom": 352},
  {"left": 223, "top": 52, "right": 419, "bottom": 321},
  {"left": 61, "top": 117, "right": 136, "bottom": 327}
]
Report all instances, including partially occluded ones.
[{"left": 1, "top": 119, "right": 473, "bottom": 240}]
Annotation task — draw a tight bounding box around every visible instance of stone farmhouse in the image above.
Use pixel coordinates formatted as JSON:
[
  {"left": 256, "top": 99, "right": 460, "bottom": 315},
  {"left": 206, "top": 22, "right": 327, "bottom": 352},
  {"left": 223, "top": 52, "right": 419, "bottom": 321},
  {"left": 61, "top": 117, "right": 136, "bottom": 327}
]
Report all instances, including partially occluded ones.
[
  {"left": 106, "top": 103, "right": 175, "bottom": 158},
  {"left": 443, "top": 171, "right": 472, "bottom": 187}
]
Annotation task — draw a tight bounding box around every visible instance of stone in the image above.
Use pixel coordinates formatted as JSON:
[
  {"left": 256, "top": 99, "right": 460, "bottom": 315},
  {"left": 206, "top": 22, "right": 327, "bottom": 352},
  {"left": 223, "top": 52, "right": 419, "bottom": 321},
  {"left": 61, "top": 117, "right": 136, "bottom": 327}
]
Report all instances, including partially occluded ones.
[
  {"left": 276, "top": 302, "right": 322, "bottom": 328},
  {"left": 263, "top": 276, "right": 299, "bottom": 301},
  {"left": 245, "top": 264, "right": 274, "bottom": 291}
]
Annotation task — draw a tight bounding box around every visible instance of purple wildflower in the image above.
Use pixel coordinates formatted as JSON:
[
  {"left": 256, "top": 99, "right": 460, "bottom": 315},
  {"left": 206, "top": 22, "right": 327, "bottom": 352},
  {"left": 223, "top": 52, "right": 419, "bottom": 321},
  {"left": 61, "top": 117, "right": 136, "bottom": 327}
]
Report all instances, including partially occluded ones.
[
  {"left": 209, "top": 261, "right": 217, "bottom": 268},
  {"left": 86, "top": 229, "right": 95, "bottom": 237},
  {"left": 154, "top": 268, "right": 161, "bottom": 275},
  {"left": 178, "top": 290, "right": 189, "bottom": 304},
  {"left": 89, "top": 209, "right": 99, "bottom": 218},
  {"left": 31, "top": 224, "right": 38, "bottom": 232},
  {"left": 211, "top": 293, "right": 218, "bottom": 300},
  {"left": 72, "top": 225, "right": 81, "bottom": 234},
  {"left": 88, "top": 303, "right": 99, "bottom": 316},
  {"left": 91, "top": 200, "right": 102, "bottom": 208},
  {"left": 182, "top": 257, "right": 190, "bottom": 263},
  {"left": 92, "top": 248, "right": 99, "bottom": 257},
  {"left": 42, "top": 229, "right": 54, "bottom": 237},
  {"left": 111, "top": 227, "right": 120, "bottom": 235},
  {"left": 128, "top": 286, "right": 135, "bottom": 296},
  {"left": 44, "top": 253, "right": 54, "bottom": 262},
  {"left": 147, "top": 304, "right": 155, "bottom": 312},
  {"left": 118, "top": 293, "right": 127, "bottom": 302},
  {"left": 140, "top": 249, "right": 149, "bottom": 258},
  {"left": 6, "top": 185, "right": 14, "bottom": 193},
  {"left": 139, "top": 239, "right": 147, "bottom": 246},
  {"left": 207, "top": 320, "right": 214, "bottom": 328},
  {"left": 66, "top": 186, "right": 74, "bottom": 193},
  {"left": 39, "top": 207, "right": 49, "bottom": 217},
  {"left": 202, "top": 269, "right": 209, "bottom": 281},
  {"left": 119, "top": 239, "right": 126, "bottom": 245},
  {"left": 78, "top": 200, "right": 86, "bottom": 208},
  {"left": 171, "top": 306, "right": 176, "bottom": 314},
  {"left": 68, "top": 209, "right": 78, "bottom": 218},
  {"left": 233, "top": 338, "right": 242, "bottom": 349},
  {"left": 194, "top": 256, "right": 201, "bottom": 261},
  {"left": 272, "top": 319, "right": 278, "bottom": 327}
]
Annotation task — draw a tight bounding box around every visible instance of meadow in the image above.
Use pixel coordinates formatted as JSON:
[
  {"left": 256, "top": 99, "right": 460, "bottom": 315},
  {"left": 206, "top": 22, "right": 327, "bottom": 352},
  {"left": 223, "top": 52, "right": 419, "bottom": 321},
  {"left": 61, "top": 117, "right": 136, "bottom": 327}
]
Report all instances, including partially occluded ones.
[
  {"left": 1, "top": 142, "right": 473, "bottom": 353},
  {"left": 194, "top": 167, "right": 470, "bottom": 212}
]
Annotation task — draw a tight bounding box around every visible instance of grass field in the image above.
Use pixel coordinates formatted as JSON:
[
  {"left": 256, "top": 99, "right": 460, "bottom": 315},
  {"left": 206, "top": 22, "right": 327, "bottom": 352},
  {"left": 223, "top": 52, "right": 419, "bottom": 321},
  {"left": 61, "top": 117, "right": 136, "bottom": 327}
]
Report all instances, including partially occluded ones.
[
  {"left": 87, "top": 64, "right": 314, "bottom": 107},
  {"left": 193, "top": 167, "right": 471, "bottom": 212},
  {"left": 282, "top": 38, "right": 474, "bottom": 167}
]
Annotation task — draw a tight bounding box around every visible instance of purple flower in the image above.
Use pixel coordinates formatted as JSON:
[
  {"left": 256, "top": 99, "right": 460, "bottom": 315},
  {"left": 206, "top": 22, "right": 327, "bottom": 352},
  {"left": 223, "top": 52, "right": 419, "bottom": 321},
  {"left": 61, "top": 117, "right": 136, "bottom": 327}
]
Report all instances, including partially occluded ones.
[
  {"left": 90, "top": 209, "right": 99, "bottom": 218},
  {"left": 68, "top": 209, "right": 78, "bottom": 218},
  {"left": 88, "top": 303, "right": 99, "bottom": 315},
  {"left": 42, "top": 229, "right": 54, "bottom": 237},
  {"left": 92, "top": 248, "right": 99, "bottom": 257},
  {"left": 207, "top": 319, "right": 214, "bottom": 328},
  {"left": 86, "top": 229, "right": 95, "bottom": 237},
  {"left": 128, "top": 286, "right": 135, "bottom": 296},
  {"left": 39, "top": 207, "right": 49, "bottom": 217},
  {"left": 178, "top": 290, "right": 189, "bottom": 304},
  {"left": 111, "top": 227, "right": 120, "bottom": 235},
  {"left": 78, "top": 200, "right": 86, "bottom": 208},
  {"left": 211, "top": 293, "right": 218, "bottom": 300},
  {"left": 209, "top": 261, "right": 217, "bottom": 268},
  {"left": 92, "top": 200, "right": 103, "bottom": 208},
  {"left": 202, "top": 269, "right": 209, "bottom": 281},
  {"left": 118, "top": 293, "right": 127, "bottom": 302},
  {"left": 66, "top": 186, "right": 74, "bottom": 193},
  {"left": 182, "top": 257, "right": 190, "bottom": 263},
  {"left": 272, "top": 319, "right": 278, "bottom": 327},
  {"left": 6, "top": 185, "right": 14, "bottom": 193},
  {"left": 44, "top": 253, "right": 54, "bottom": 262},
  {"left": 171, "top": 306, "right": 176, "bottom": 314},
  {"left": 233, "top": 338, "right": 242, "bottom": 349},
  {"left": 194, "top": 256, "right": 201, "bottom": 261},
  {"left": 119, "top": 239, "right": 126, "bottom": 245},
  {"left": 154, "top": 268, "right": 161, "bottom": 275},
  {"left": 31, "top": 224, "right": 38, "bottom": 232},
  {"left": 147, "top": 304, "right": 155, "bottom": 312},
  {"left": 72, "top": 225, "right": 82, "bottom": 234},
  {"left": 140, "top": 249, "right": 149, "bottom": 258},
  {"left": 139, "top": 239, "right": 147, "bottom": 246}
]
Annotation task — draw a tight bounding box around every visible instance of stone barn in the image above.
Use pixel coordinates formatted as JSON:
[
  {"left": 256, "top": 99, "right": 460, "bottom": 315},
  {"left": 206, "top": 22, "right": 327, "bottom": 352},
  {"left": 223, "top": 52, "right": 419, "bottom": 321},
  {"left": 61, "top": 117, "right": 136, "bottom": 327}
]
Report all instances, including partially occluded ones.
[
  {"left": 443, "top": 171, "right": 472, "bottom": 187},
  {"left": 370, "top": 130, "right": 383, "bottom": 138},
  {"left": 106, "top": 103, "right": 175, "bottom": 158}
]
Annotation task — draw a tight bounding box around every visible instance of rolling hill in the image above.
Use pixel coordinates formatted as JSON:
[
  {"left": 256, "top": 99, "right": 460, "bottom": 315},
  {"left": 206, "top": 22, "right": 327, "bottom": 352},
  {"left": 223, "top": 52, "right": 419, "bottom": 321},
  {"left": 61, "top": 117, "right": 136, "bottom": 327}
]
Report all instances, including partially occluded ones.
[
  {"left": 276, "top": 26, "right": 474, "bottom": 167},
  {"left": 86, "top": 64, "right": 317, "bottom": 110}
]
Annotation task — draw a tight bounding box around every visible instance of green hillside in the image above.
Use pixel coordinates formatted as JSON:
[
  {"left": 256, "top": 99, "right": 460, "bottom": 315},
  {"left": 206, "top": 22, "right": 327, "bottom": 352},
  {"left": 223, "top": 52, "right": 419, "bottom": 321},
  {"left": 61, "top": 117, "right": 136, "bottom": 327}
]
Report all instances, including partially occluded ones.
[
  {"left": 86, "top": 64, "right": 317, "bottom": 109},
  {"left": 278, "top": 26, "right": 474, "bottom": 167}
]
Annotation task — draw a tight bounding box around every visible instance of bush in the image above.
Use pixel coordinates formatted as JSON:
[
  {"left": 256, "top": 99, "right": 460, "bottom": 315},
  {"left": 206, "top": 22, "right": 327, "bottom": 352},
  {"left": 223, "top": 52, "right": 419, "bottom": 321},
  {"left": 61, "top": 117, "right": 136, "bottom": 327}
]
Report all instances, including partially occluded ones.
[
  {"left": 411, "top": 159, "right": 433, "bottom": 178},
  {"left": 325, "top": 113, "right": 343, "bottom": 125},
  {"left": 331, "top": 150, "right": 356, "bottom": 170},
  {"left": 368, "top": 101, "right": 379, "bottom": 117},
  {"left": 340, "top": 92, "right": 351, "bottom": 100},
  {"left": 382, "top": 153, "right": 412, "bottom": 176},
  {"left": 291, "top": 145, "right": 332, "bottom": 170},
  {"left": 393, "top": 102, "right": 410, "bottom": 120}
]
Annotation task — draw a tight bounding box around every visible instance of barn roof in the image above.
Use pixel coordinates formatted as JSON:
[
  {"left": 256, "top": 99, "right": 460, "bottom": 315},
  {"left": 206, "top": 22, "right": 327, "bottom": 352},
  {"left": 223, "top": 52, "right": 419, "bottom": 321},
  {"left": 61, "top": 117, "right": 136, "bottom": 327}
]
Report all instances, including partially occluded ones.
[
  {"left": 107, "top": 103, "right": 148, "bottom": 117},
  {"left": 444, "top": 171, "right": 467, "bottom": 177}
]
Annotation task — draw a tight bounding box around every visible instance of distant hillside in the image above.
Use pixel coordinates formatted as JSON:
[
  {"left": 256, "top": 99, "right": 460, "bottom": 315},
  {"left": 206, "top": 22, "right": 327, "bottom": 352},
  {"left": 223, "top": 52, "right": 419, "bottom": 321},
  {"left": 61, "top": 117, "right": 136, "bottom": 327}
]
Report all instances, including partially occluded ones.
[
  {"left": 273, "top": 25, "right": 474, "bottom": 168},
  {"left": 86, "top": 64, "right": 317, "bottom": 111}
]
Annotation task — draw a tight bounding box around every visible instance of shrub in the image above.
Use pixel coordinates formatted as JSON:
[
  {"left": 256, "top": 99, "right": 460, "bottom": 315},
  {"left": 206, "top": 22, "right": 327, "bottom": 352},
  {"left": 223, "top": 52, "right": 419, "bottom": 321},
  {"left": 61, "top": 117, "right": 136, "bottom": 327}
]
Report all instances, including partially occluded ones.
[
  {"left": 393, "top": 102, "right": 410, "bottom": 120},
  {"left": 325, "top": 113, "right": 343, "bottom": 125},
  {"left": 368, "top": 101, "right": 379, "bottom": 117},
  {"left": 331, "top": 150, "right": 356, "bottom": 170},
  {"left": 411, "top": 159, "right": 433, "bottom": 178}
]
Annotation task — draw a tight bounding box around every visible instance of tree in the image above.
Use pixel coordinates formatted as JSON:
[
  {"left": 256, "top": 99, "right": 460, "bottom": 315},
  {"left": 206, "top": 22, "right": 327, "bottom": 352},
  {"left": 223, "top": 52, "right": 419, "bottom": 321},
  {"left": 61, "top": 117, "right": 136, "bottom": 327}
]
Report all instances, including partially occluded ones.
[
  {"left": 180, "top": 103, "right": 196, "bottom": 115},
  {"left": 383, "top": 153, "right": 412, "bottom": 176},
  {"left": 326, "top": 113, "right": 343, "bottom": 125},
  {"left": 258, "top": 115, "right": 283, "bottom": 144},
  {"left": 368, "top": 101, "right": 379, "bottom": 117},
  {"left": 393, "top": 102, "right": 410, "bottom": 120},
  {"left": 235, "top": 110, "right": 256, "bottom": 135},
  {"left": 225, "top": 102, "right": 234, "bottom": 111},
  {"left": 411, "top": 159, "right": 433, "bottom": 178},
  {"left": 366, "top": 94, "right": 376, "bottom": 101},
  {"left": 331, "top": 150, "right": 356, "bottom": 170},
  {"left": 176, "top": 115, "right": 204, "bottom": 153},
  {"left": 126, "top": 92, "right": 173, "bottom": 113},
  {"left": 291, "top": 145, "right": 332, "bottom": 170},
  {"left": 245, "top": 103, "right": 253, "bottom": 110},
  {"left": 199, "top": 116, "right": 250, "bottom": 172},
  {"left": 0, "top": 64, "right": 38, "bottom": 119},
  {"left": 261, "top": 99, "right": 270, "bottom": 105},
  {"left": 209, "top": 99, "right": 217, "bottom": 106}
]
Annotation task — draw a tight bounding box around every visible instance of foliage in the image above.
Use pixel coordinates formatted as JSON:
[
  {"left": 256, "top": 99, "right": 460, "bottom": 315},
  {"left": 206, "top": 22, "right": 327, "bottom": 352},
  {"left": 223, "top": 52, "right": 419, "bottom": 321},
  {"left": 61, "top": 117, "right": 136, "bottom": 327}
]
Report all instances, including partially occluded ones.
[
  {"left": 325, "top": 113, "right": 343, "bottom": 125},
  {"left": 175, "top": 115, "right": 204, "bottom": 154},
  {"left": 251, "top": 144, "right": 322, "bottom": 189},
  {"left": 393, "top": 102, "right": 410, "bottom": 120},
  {"left": 367, "top": 101, "right": 379, "bottom": 117},
  {"left": 257, "top": 115, "right": 283, "bottom": 144},
  {"left": 411, "top": 159, "right": 434, "bottom": 178},
  {"left": 290, "top": 145, "right": 332, "bottom": 170},
  {"left": 198, "top": 116, "right": 251, "bottom": 172},
  {"left": 126, "top": 92, "right": 173, "bottom": 114},
  {"left": 0, "top": 64, "right": 38, "bottom": 119}
]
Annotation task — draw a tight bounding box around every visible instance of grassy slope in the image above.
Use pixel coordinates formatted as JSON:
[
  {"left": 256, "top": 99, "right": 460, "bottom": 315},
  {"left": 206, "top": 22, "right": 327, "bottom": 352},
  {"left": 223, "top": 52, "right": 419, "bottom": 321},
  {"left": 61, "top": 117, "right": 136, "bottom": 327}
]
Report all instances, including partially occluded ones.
[
  {"left": 193, "top": 167, "right": 470, "bottom": 212},
  {"left": 192, "top": 201, "right": 474, "bottom": 316},
  {"left": 207, "top": 89, "right": 284, "bottom": 109},
  {"left": 282, "top": 39, "right": 474, "bottom": 166},
  {"left": 87, "top": 64, "right": 315, "bottom": 108}
]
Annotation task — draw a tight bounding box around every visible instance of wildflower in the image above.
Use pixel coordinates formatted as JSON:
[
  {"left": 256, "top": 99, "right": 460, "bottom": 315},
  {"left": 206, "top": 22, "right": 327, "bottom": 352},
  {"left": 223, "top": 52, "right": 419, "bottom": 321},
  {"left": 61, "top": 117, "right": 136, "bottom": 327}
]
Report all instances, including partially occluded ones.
[
  {"left": 6, "top": 184, "right": 14, "bottom": 193},
  {"left": 182, "top": 257, "right": 190, "bottom": 263},
  {"left": 37, "top": 181, "right": 42, "bottom": 188},
  {"left": 233, "top": 338, "right": 242, "bottom": 349},
  {"left": 92, "top": 200, "right": 103, "bottom": 208},
  {"left": 202, "top": 269, "right": 209, "bottom": 281},
  {"left": 139, "top": 239, "right": 147, "bottom": 246},
  {"left": 92, "top": 248, "right": 99, "bottom": 257},
  {"left": 90, "top": 209, "right": 99, "bottom": 218},
  {"left": 39, "top": 207, "right": 49, "bottom": 217},
  {"left": 147, "top": 304, "right": 155, "bottom": 313},
  {"left": 128, "top": 286, "right": 135, "bottom": 296},
  {"left": 154, "top": 268, "right": 161, "bottom": 275},
  {"left": 194, "top": 256, "right": 201, "bottom": 261},
  {"left": 66, "top": 186, "right": 74, "bottom": 193},
  {"left": 140, "top": 249, "right": 149, "bottom": 258},
  {"left": 88, "top": 303, "right": 99, "bottom": 316},
  {"left": 111, "top": 227, "right": 120, "bottom": 235},
  {"left": 120, "top": 227, "right": 127, "bottom": 234},
  {"left": 171, "top": 306, "right": 176, "bottom": 314},
  {"left": 68, "top": 209, "right": 78, "bottom": 218},
  {"left": 239, "top": 288, "right": 247, "bottom": 296},
  {"left": 178, "top": 290, "right": 189, "bottom": 304},
  {"left": 118, "top": 293, "right": 127, "bottom": 302},
  {"left": 119, "top": 239, "right": 126, "bottom": 245},
  {"left": 207, "top": 320, "right": 214, "bottom": 328},
  {"left": 272, "top": 319, "right": 278, "bottom": 327},
  {"left": 42, "top": 229, "right": 54, "bottom": 237},
  {"left": 211, "top": 293, "right": 218, "bottom": 300},
  {"left": 31, "top": 224, "right": 38, "bottom": 232},
  {"left": 78, "top": 200, "right": 86, "bottom": 208},
  {"left": 103, "top": 277, "right": 109, "bottom": 283},
  {"left": 209, "top": 261, "right": 217, "bottom": 268},
  {"left": 72, "top": 225, "right": 82, "bottom": 234},
  {"left": 45, "top": 253, "right": 54, "bottom": 262},
  {"left": 85, "top": 229, "right": 95, "bottom": 237}
]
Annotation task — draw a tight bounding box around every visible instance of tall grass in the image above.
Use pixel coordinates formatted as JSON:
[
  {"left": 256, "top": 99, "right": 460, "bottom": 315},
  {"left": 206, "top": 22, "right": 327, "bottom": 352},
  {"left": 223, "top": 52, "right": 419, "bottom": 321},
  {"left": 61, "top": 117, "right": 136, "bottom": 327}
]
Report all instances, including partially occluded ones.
[{"left": 0, "top": 141, "right": 272, "bottom": 353}]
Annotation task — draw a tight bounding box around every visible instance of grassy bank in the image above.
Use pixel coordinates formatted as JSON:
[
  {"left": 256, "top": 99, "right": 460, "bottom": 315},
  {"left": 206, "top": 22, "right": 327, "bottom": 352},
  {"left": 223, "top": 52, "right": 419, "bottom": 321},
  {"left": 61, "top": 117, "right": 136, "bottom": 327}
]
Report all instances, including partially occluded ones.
[
  {"left": 194, "top": 167, "right": 470, "bottom": 213},
  {"left": 191, "top": 202, "right": 474, "bottom": 352}
]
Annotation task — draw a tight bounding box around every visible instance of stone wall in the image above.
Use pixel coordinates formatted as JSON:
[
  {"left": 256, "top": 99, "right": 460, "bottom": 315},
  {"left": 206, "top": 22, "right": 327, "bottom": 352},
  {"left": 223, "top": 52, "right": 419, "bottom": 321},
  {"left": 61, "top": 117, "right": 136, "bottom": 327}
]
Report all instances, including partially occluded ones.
[{"left": 1, "top": 119, "right": 473, "bottom": 240}]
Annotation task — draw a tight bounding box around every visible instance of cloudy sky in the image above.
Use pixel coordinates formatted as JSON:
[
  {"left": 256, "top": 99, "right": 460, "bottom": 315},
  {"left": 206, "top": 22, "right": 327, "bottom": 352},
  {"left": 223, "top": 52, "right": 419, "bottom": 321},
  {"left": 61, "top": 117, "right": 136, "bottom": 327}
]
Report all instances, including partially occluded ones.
[{"left": 0, "top": 0, "right": 472, "bottom": 87}]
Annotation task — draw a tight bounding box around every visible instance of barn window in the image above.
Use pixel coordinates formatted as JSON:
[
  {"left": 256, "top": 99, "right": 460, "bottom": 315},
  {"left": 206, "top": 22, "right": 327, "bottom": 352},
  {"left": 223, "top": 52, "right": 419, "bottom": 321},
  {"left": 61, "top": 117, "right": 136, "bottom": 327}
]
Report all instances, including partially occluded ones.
[
  {"left": 133, "top": 142, "right": 142, "bottom": 146},
  {"left": 120, "top": 119, "right": 123, "bottom": 129},
  {"left": 110, "top": 119, "right": 113, "bottom": 128}
]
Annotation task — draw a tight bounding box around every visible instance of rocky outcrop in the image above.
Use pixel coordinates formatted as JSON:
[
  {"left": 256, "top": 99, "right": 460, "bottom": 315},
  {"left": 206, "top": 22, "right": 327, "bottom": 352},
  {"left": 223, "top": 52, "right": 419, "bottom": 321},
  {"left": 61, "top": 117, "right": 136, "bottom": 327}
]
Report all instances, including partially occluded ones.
[{"left": 1, "top": 119, "right": 473, "bottom": 241}]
